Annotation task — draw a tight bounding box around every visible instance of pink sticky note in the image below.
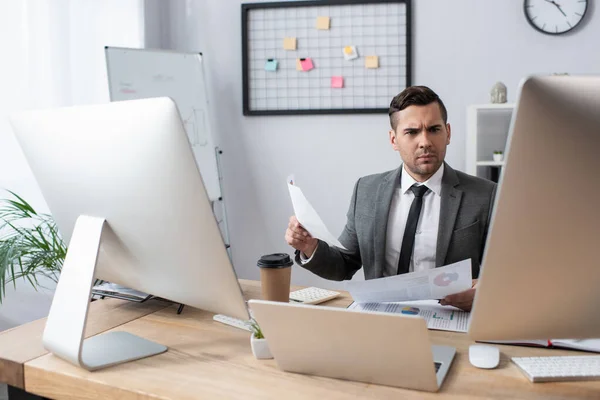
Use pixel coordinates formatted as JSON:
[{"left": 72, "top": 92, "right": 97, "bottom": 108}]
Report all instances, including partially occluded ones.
[
  {"left": 300, "top": 58, "right": 314, "bottom": 71},
  {"left": 331, "top": 76, "right": 344, "bottom": 88}
]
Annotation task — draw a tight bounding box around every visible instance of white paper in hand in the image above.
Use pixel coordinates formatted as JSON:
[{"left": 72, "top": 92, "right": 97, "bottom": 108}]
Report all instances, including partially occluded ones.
[
  {"left": 287, "top": 181, "right": 347, "bottom": 250},
  {"left": 346, "top": 259, "right": 472, "bottom": 303}
]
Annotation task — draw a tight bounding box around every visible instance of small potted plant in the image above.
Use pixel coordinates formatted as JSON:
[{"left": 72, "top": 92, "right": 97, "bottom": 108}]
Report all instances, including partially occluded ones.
[
  {"left": 493, "top": 151, "right": 504, "bottom": 162},
  {"left": 249, "top": 319, "right": 273, "bottom": 359}
]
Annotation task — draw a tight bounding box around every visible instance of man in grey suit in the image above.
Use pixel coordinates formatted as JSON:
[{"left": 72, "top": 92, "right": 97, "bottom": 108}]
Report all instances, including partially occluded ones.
[{"left": 285, "top": 86, "right": 496, "bottom": 311}]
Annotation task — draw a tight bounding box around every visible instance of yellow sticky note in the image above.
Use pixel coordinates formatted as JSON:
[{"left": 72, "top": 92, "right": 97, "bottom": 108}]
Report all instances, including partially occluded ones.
[
  {"left": 283, "top": 37, "right": 297, "bottom": 50},
  {"left": 296, "top": 59, "right": 303, "bottom": 71},
  {"left": 365, "top": 55, "right": 379, "bottom": 69},
  {"left": 316, "top": 16, "right": 330, "bottom": 30}
]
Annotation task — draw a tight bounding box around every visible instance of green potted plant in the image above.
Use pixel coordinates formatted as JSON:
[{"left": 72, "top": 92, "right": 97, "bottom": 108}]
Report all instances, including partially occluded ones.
[
  {"left": 493, "top": 151, "right": 504, "bottom": 162},
  {"left": 0, "top": 191, "right": 66, "bottom": 302},
  {"left": 249, "top": 319, "right": 272, "bottom": 359}
]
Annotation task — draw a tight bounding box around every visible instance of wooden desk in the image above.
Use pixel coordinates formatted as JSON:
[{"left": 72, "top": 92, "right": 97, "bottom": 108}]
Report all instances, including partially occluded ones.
[
  {"left": 1, "top": 280, "right": 600, "bottom": 399},
  {"left": 0, "top": 297, "right": 169, "bottom": 390}
]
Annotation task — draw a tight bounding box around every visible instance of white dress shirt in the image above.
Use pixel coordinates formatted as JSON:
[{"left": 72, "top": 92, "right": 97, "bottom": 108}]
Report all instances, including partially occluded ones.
[
  {"left": 301, "top": 164, "right": 443, "bottom": 275},
  {"left": 383, "top": 164, "right": 443, "bottom": 276}
]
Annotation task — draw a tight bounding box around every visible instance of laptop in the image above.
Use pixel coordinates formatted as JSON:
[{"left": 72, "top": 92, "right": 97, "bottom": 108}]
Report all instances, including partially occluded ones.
[{"left": 248, "top": 299, "right": 456, "bottom": 392}]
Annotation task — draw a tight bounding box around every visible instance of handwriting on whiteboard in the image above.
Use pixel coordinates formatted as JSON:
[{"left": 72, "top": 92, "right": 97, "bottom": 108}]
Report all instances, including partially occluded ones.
[
  {"left": 118, "top": 82, "right": 137, "bottom": 94},
  {"left": 152, "top": 74, "right": 175, "bottom": 83},
  {"left": 182, "top": 108, "right": 208, "bottom": 147}
]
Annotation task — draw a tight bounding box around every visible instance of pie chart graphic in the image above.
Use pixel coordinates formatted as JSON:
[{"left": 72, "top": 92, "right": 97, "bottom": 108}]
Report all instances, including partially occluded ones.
[
  {"left": 401, "top": 306, "right": 419, "bottom": 315},
  {"left": 434, "top": 272, "right": 459, "bottom": 287}
]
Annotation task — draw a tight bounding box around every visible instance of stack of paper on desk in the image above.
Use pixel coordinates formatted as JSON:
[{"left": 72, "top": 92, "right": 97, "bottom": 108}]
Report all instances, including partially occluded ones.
[{"left": 348, "top": 300, "right": 471, "bottom": 333}]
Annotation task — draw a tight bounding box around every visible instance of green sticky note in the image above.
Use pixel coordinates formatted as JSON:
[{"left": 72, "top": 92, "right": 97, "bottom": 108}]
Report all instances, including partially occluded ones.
[{"left": 265, "top": 59, "right": 278, "bottom": 72}]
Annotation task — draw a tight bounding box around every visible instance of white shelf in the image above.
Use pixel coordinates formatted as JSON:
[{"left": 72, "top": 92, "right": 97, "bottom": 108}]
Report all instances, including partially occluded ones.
[
  {"left": 476, "top": 161, "right": 505, "bottom": 167},
  {"left": 467, "top": 103, "right": 514, "bottom": 180}
]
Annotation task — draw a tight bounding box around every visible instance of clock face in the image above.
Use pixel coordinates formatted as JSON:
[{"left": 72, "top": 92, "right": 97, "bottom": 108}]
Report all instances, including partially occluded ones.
[{"left": 524, "top": 0, "right": 588, "bottom": 35}]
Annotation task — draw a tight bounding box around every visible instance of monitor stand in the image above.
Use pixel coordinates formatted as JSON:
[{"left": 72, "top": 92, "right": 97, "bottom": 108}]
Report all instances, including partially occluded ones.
[{"left": 42, "top": 215, "right": 167, "bottom": 371}]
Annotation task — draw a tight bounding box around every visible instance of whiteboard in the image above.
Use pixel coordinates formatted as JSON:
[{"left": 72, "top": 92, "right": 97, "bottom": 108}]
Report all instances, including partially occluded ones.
[{"left": 105, "top": 47, "right": 221, "bottom": 201}]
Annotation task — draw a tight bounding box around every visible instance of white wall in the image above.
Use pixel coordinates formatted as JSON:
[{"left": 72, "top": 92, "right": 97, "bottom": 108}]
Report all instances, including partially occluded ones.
[
  {"left": 0, "top": 0, "right": 145, "bottom": 330},
  {"left": 153, "top": 0, "right": 599, "bottom": 288}
]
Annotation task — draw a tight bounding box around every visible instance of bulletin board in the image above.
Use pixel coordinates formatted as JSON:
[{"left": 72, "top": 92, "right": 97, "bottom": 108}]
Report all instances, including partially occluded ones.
[{"left": 241, "top": 0, "right": 412, "bottom": 116}]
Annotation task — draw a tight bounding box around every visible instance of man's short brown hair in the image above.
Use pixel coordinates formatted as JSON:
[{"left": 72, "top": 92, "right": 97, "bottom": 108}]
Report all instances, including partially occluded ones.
[{"left": 388, "top": 86, "right": 448, "bottom": 131}]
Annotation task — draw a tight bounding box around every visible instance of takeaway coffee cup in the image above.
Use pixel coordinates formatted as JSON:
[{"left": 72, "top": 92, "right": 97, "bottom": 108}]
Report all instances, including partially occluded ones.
[{"left": 257, "top": 253, "right": 293, "bottom": 302}]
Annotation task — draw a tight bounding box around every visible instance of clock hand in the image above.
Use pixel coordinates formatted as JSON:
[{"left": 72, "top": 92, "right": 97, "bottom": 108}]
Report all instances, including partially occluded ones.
[
  {"left": 555, "top": 3, "right": 567, "bottom": 17},
  {"left": 544, "top": 0, "right": 568, "bottom": 17}
]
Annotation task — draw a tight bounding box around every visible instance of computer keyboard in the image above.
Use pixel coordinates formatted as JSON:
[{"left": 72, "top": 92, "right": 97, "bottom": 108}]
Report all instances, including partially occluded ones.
[
  {"left": 288, "top": 287, "right": 340, "bottom": 305},
  {"left": 512, "top": 355, "right": 600, "bottom": 382},
  {"left": 213, "top": 314, "right": 253, "bottom": 332},
  {"left": 213, "top": 287, "right": 341, "bottom": 332}
]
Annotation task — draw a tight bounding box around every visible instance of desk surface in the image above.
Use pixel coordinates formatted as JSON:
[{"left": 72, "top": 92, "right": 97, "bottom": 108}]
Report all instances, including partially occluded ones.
[{"left": 1, "top": 279, "right": 599, "bottom": 399}]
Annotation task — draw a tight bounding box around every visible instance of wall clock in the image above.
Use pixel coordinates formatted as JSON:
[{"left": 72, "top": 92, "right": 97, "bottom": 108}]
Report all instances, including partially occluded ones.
[{"left": 524, "top": 0, "right": 588, "bottom": 35}]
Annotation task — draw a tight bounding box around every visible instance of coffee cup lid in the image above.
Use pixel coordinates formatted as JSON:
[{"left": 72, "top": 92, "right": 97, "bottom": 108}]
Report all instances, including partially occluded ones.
[{"left": 257, "top": 253, "right": 293, "bottom": 268}]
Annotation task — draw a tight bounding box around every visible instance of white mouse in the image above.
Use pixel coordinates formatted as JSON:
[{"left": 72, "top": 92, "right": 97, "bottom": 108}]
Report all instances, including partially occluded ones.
[{"left": 469, "top": 344, "right": 500, "bottom": 369}]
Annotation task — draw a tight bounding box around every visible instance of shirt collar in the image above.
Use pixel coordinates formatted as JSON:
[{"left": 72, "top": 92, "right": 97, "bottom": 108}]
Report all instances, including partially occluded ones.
[{"left": 400, "top": 163, "right": 444, "bottom": 197}]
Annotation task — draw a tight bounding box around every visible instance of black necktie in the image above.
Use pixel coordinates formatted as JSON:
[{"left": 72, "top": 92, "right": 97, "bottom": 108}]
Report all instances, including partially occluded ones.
[{"left": 397, "top": 184, "right": 429, "bottom": 275}]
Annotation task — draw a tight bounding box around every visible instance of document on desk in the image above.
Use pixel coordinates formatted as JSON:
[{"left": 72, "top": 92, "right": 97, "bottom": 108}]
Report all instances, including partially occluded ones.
[
  {"left": 345, "top": 259, "right": 472, "bottom": 303},
  {"left": 348, "top": 300, "right": 471, "bottom": 333},
  {"left": 287, "top": 179, "right": 347, "bottom": 250}
]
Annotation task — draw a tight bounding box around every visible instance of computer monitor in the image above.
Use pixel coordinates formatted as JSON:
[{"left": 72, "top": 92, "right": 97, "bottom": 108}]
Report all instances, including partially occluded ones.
[
  {"left": 9, "top": 97, "right": 249, "bottom": 370},
  {"left": 469, "top": 75, "right": 600, "bottom": 341}
]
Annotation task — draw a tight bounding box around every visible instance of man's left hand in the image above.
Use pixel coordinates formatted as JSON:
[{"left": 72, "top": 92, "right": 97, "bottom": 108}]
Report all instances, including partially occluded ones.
[{"left": 439, "top": 279, "right": 478, "bottom": 311}]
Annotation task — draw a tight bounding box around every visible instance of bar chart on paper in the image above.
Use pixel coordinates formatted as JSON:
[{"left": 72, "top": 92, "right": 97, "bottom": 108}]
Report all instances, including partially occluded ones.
[{"left": 349, "top": 300, "right": 471, "bottom": 333}]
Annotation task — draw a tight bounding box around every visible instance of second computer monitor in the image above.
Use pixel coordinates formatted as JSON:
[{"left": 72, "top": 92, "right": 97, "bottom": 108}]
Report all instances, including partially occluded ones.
[
  {"left": 10, "top": 97, "right": 249, "bottom": 370},
  {"left": 469, "top": 75, "right": 600, "bottom": 340}
]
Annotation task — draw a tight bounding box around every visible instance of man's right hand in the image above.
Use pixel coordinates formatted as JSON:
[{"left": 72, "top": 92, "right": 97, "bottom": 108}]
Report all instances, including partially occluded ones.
[{"left": 285, "top": 216, "right": 318, "bottom": 258}]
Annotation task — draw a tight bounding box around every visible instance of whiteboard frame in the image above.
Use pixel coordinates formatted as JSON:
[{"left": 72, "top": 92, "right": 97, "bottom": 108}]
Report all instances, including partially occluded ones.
[{"left": 241, "top": 0, "right": 413, "bottom": 116}]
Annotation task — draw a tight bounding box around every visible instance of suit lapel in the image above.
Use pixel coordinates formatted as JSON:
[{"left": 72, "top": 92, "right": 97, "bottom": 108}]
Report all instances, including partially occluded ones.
[
  {"left": 436, "top": 163, "right": 462, "bottom": 266},
  {"left": 373, "top": 168, "right": 400, "bottom": 277}
]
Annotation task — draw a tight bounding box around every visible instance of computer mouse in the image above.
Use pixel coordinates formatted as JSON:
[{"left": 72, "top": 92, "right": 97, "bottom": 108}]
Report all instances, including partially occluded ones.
[{"left": 469, "top": 344, "right": 500, "bottom": 369}]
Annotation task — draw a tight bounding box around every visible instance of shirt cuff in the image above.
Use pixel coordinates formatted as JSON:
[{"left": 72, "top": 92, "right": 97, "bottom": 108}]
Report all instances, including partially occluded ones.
[{"left": 299, "top": 250, "right": 315, "bottom": 264}]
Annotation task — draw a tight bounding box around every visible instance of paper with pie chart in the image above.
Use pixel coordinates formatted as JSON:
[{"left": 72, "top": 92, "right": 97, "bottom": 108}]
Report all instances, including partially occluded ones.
[{"left": 346, "top": 259, "right": 472, "bottom": 303}]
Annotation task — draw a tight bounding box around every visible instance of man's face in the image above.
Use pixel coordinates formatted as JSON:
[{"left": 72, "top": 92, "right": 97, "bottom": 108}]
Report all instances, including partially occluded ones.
[{"left": 389, "top": 102, "right": 451, "bottom": 182}]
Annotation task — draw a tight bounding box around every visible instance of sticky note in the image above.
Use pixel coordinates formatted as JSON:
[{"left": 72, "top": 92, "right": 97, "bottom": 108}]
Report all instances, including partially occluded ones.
[
  {"left": 283, "top": 37, "right": 297, "bottom": 50},
  {"left": 365, "top": 56, "right": 379, "bottom": 69},
  {"left": 296, "top": 59, "right": 303, "bottom": 71},
  {"left": 316, "top": 16, "right": 330, "bottom": 30},
  {"left": 264, "top": 59, "right": 278, "bottom": 72},
  {"left": 331, "top": 76, "right": 344, "bottom": 88},
  {"left": 299, "top": 58, "right": 314, "bottom": 71},
  {"left": 343, "top": 45, "right": 358, "bottom": 61}
]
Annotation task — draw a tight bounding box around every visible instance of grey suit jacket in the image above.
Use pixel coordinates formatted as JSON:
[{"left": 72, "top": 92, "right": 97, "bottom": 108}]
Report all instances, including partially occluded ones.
[{"left": 297, "top": 163, "right": 497, "bottom": 280}]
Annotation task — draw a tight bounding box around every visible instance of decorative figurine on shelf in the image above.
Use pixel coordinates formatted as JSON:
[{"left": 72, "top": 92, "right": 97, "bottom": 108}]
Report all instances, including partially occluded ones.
[{"left": 490, "top": 82, "right": 507, "bottom": 104}]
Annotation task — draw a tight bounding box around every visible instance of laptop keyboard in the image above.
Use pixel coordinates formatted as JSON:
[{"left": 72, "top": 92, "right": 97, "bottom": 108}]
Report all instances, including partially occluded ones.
[{"left": 434, "top": 362, "right": 441, "bottom": 373}]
